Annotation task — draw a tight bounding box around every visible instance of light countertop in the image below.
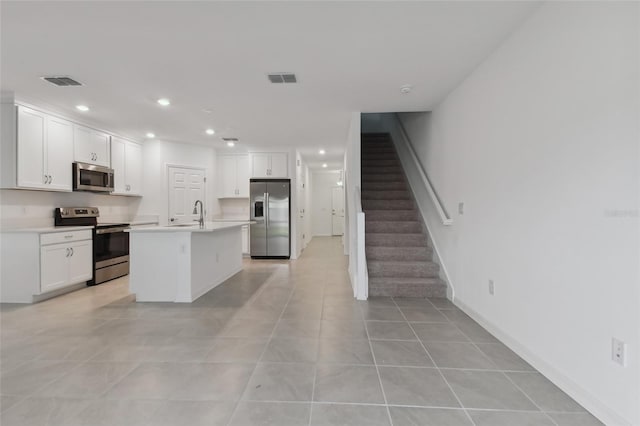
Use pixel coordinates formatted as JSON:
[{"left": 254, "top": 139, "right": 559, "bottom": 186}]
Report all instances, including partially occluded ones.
[
  {"left": 126, "top": 221, "right": 251, "bottom": 233},
  {"left": 0, "top": 225, "right": 94, "bottom": 233}
]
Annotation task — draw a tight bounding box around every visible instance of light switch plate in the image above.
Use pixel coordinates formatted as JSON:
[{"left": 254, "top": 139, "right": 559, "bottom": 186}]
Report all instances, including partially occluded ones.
[{"left": 612, "top": 338, "right": 626, "bottom": 366}]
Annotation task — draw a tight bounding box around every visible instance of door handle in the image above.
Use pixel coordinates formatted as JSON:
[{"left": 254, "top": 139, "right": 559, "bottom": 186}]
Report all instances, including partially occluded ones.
[
  {"left": 170, "top": 218, "right": 175, "bottom": 222},
  {"left": 264, "top": 192, "right": 269, "bottom": 225},
  {"left": 70, "top": 247, "right": 74, "bottom": 257},
  {"left": 65, "top": 248, "right": 70, "bottom": 257}
]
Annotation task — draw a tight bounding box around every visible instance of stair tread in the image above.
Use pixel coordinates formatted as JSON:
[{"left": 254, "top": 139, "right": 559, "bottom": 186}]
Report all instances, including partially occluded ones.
[
  {"left": 369, "top": 260, "right": 437, "bottom": 265},
  {"left": 369, "top": 277, "right": 442, "bottom": 283}
]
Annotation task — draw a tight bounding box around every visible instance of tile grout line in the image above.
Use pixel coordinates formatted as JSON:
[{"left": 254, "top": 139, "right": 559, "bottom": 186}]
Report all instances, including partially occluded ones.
[
  {"left": 361, "top": 304, "right": 395, "bottom": 426},
  {"left": 451, "top": 317, "right": 562, "bottom": 426},
  {"left": 392, "top": 297, "right": 479, "bottom": 426},
  {"left": 308, "top": 280, "right": 327, "bottom": 426},
  {"left": 463, "top": 337, "right": 561, "bottom": 426},
  {"left": 224, "top": 265, "right": 297, "bottom": 426}
]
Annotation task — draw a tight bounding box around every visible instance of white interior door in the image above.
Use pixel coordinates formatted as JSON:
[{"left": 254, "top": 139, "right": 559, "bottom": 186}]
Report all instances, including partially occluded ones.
[
  {"left": 168, "top": 166, "right": 206, "bottom": 225},
  {"left": 332, "top": 186, "right": 344, "bottom": 236}
]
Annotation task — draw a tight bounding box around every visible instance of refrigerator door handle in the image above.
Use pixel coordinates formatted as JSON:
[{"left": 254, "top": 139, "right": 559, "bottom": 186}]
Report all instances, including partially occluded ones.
[{"left": 264, "top": 192, "right": 269, "bottom": 226}]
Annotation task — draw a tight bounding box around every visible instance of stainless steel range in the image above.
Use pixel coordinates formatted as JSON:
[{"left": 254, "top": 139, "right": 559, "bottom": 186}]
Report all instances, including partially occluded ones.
[{"left": 54, "top": 207, "right": 130, "bottom": 285}]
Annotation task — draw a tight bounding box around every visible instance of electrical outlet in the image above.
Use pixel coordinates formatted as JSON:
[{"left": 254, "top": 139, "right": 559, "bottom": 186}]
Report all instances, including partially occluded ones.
[
  {"left": 458, "top": 202, "right": 464, "bottom": 215},
  {"left": 612, "top": 338, "right": 626, "bottom": 366},
  {"left": 488, "top": 280, "right": 495, "bottom": 295}
]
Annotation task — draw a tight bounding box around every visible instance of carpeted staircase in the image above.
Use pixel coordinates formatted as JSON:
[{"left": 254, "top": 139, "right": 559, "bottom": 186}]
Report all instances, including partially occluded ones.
[{"left": 361, "top": 133, "right": 446, "bottom": 298}]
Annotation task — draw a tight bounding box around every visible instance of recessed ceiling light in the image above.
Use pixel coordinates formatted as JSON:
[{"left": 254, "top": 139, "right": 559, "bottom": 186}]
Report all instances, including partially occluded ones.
[
  {"left": 75, "top": 105, "right": 89, "bottom": 112},
  {"left": 400, "top": 85, "right": 412, "bottom": 94},
  {"left": 226, "top": 141, "right": 235, "bottom": 147},
  {"left": 319, "top": 149, "right": 326, "bottom": 155},
  {"left": 202, "top": 108, "right": 213, "bottom": 114},
  {"left": 157, "top": 98, "right": 171, "bottom": 106},
  {"left": 146, "top": 132, "right": 155, "bottom": 138},
  {"left": 205, "top": 129, "right": 215, "bottom": 135},
  {"left": 322, "top": 163, "right": 328, "bottom": 168}
]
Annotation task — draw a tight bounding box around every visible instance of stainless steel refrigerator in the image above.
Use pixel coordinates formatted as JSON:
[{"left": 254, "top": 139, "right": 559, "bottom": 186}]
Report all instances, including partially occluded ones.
[{"left": 250, "top": 179, "right": 291, "bottom": 258}]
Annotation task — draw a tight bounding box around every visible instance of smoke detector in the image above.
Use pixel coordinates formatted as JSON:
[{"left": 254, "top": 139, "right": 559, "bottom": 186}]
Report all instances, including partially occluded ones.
[{"left": 400, "top": 85, "right": 412, "bottom": 94}]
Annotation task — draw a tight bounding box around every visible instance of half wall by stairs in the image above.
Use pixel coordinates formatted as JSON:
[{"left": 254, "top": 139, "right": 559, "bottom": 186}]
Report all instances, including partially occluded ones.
[{"left": 361, "top": 133, "right": 446, "bottom": 298}]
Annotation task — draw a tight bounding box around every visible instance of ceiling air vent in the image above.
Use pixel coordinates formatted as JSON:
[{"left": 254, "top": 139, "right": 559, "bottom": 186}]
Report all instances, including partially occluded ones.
[
  {"left": 41, "top": 76, "right": 83, "bottom": 87},
  {"left": 222, "top": 138, "right": 238, "bottom": 142},
  {"left": 267, "top": 73, "right": 297, "bottom": 84}
]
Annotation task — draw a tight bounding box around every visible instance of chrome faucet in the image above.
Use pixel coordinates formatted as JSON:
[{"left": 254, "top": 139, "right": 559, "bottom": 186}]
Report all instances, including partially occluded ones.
[{"left": 192, "top": 200, "right": 204, "bottom": 228}]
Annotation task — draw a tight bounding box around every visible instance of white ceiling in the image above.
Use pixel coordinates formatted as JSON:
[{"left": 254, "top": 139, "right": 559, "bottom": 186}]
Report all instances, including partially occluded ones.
[{"left": 1, "top": 1, "right": 539, "bottom": 169}]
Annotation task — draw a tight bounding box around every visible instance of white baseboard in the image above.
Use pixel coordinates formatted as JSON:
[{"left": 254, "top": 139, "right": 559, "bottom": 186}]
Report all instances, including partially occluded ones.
[{"left": 454, "top": 298, "right": 632, "bottom": 426}]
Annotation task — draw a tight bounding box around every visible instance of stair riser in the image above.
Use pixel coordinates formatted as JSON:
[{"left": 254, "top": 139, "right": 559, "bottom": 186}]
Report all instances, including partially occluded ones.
[
  {"left": 364, "top": 210, "right": 419, "bottom": 221},
  {"left": 369, "top": 282, "right": 447, "bottom": 298},
  {"left": 362, "top": 154, "right": 399, "bottom": 161},
  {"left": 362, "top": 199, "right": 414, "bottom": 209},
  {"left": 362, "top": 182, "right": 408, "bottom": 191},
  {"left": 361, "top": 167, "right": 403, "bottom": 174},
  {"left": 361, "top": 160, "right": 401, "bottom": 167},
  {"left": 361, "top": 177, "right": 405, "bottom": 184},
  {"left": 366, "top": 234, "right": 427, "bottom": 247},
  {"left": 366, "top": 221, "right": 422, "bottom": 233},
  {"left": 368, "top": 262, "right": 439, "bottom": 278},
  {"left": 362, "top": 149, "right": 396, "bottom": 155},
  {"left": 362, "top": 191, "right": 411, "bottom": 200},
  {"left": 366, "top": 247, "right": 432, "bottom": 261}
]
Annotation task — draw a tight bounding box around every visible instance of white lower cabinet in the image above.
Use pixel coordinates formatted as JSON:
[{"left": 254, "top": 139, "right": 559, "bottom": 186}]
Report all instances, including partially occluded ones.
[
  {"left": 40, "top": 240, "right": 93, "bottom": 292},
  {"left": 0, "top": 228, "right": 93, "bottom": 303},
  {"left": 40, "top": 232, "right": 93, "bottom": 294},
  {"left": 40, "top": 244, "right": 72, "bottom": 293}
]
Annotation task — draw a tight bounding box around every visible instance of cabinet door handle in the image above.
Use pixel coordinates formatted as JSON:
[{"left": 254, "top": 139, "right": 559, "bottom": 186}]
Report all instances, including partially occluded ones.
[
  {"left": 49, "top": 175, "right": 53, "bottom": 184},
  {"left": 70, "top": 247, "right": 74, "bottom": 256},
  {"left": 65, "top": 248, "right": 70, "bottom": 257},
  {"left": 44, "top": 175, "right": 47, "bottom": 184}
]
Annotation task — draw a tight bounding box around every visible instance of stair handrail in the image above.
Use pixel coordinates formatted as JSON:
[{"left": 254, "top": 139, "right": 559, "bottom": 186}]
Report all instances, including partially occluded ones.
[
  {"left": 393, "top": 113, "right": 453, "bottom": 226},
  {"left": 354, "top": 185, "right": 368, "bottom": 299}
]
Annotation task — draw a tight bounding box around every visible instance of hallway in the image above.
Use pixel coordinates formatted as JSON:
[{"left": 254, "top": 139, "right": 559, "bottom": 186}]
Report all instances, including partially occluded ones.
[{"left": 0, "top": 237, "right": 601, "bottom": 426}]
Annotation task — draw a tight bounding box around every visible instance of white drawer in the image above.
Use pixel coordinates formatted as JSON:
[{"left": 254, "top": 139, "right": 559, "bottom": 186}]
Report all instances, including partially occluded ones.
[{"left": 40, "top": 229, "right": 92, "bottom": 246}]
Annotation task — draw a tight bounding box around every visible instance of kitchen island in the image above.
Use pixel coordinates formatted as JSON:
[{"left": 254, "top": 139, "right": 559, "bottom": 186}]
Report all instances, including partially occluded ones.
[{"left": 127, "top": 221, "right": 249, "bottom": 302}]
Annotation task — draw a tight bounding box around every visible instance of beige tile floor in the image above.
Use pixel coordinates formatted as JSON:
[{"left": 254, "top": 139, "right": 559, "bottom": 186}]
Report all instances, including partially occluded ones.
[{"left": 0, "top": 237, "right": 603, "bottom": 426}]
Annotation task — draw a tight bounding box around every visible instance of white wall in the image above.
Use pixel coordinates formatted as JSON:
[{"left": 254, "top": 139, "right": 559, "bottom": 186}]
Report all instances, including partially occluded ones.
[
  {"left": 137, "top": 139, "right": 220, "bottom": 226},
  {"left": 311, "top": 170, "right": 341, "bottom": 237},
  {"left": 218, "top": 198, "right": 249, "bottom": 219},
  {"left": 399, "top": 3, "right": 639, "bottom": 425},
  {"left": 304, "top": 163, "right": 312, "bottom": 249}
]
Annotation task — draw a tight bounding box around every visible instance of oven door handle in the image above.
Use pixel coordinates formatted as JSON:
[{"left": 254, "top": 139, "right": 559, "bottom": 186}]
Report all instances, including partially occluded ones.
[{"left": 96, "top": 226, "right": 130, "bottom": 234}]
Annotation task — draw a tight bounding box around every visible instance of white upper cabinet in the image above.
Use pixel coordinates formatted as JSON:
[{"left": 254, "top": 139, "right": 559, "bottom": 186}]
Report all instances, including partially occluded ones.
[
  {"left": 45, "top": 116, "right": 74, "bottom": 191},
  {"left": 74, "top": 124, "right": 110, "bottom": 167},
  {"left": 111, "top": 136, "right": 142, "bottom": 196},
  {"left": 270, "top": 153, "right": 288, "bottom": 177},
  {"left": 250, "top": 152, "right": 288, "bottom": 178},
  {"left": 16, "top": 106, "right": 47, "bottom": 189},
  {"left": 236, "top": 155, "right": 250, "bottom": 197},
  {"left": 219, "top": 154, "right": 250, "bottom": 198},
  {"left": 14, "top": 106, "right": 73, "bottom": 191}
]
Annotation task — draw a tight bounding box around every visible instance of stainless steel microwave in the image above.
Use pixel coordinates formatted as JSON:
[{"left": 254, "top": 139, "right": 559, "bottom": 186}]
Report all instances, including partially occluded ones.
[{"left": 72, "top": 162, "right": 114, "bottom": 193}]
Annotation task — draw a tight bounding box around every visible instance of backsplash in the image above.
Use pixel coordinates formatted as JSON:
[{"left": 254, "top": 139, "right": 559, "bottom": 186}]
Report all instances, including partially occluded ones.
[
  {"left": 219, "top": 198, "right": 250, "bottom": 219},
  {"left": 0, "top": 189, "right": 141, "bottom": 228}
]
